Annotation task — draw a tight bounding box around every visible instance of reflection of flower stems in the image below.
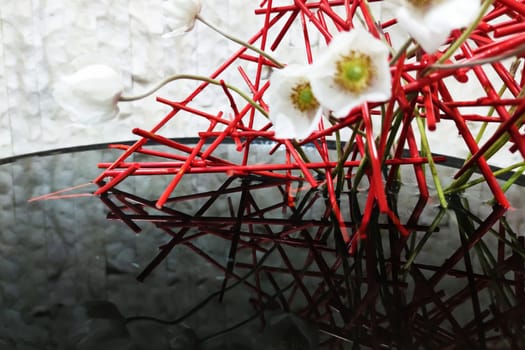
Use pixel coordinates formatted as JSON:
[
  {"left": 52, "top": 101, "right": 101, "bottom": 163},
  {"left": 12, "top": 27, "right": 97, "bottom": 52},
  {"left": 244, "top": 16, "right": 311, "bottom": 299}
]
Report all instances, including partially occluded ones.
[
  {"left": 500, "top": 218, "right": 525, "bottom": 260},
  {"left": 196, "top": 15, "right": 285, "bottom": 69},
  {"left": 402, "top": 208, "right": 447, "bottom": 273},
  {"left": 119, "top": 73, "right": 267, "bottom": 117},
  {"left": 125, "top": 244, "right": 277, "bottom": 325},
  {"left": 458, "top": 204, "right": 525, "bottom": 320},
  {"left": 451, "top": 198, "right": 515, "bottom": 309},
  {"left": 198, "top": 279, "right": 297, "bottom": 344},
  {"left": 415, "top": 112, "right": 448, "bottom": 208},
  {"left": 452, "top": 197, "right": 512, "bottom": 313},
  {"left": 198, "top": 312, "right": 259, "bottom": 343}
]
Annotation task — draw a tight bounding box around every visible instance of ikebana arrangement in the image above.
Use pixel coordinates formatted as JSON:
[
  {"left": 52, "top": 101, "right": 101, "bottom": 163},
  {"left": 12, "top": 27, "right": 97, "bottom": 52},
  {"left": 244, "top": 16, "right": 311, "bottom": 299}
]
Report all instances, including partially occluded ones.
[
  {"left": 44, "top": 0, "right": 525, "bottom": 347},
  {"left": 53, "top": 0, "right": 525, "bottom": 249}
]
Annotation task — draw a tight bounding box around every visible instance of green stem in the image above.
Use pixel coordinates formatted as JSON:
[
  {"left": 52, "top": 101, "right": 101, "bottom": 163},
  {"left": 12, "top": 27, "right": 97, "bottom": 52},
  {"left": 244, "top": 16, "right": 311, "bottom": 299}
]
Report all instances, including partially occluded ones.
[
  {"left": 444, "top": 161, "right": 525, "bottom": 194},
  {"left": 381, "top": 107, "right": 405, "bottom": 165},
  {"left": 119, "top": 73, "right": 268, "bottom": 117},
  {"left": 351, "top": 151, "right": 369, "bottom": 194},
  {"left": 390, "top": 38, "right": 413, "bottom": 66},
  {"left": 196, "top": 15, "right": 285, "bottom": 69},
  {"left": 500, "top": 165, "right": 525, "bottom": 193},
  {"left": 446, "top": 84, "right": 525, "bottom": 192},
  {"left": 291, "top": 139, "right": 324, "bottom": 176},
  {"left": 416, "top": 112, "right": 448, "bottom": 208},
  {"left": 474, "top": 60, "right": 521, "bottom": 145},
  {"left": 487, "top": 164, "right": 525, "bottom": 205},
  {"left": 440, "top": 57, "right": 521, "bottom": 195},
  {"left": 430, "top": 43, "right": 525, "bottom": 70},
  {"left": 332, "top": 121, "right": 361, "bottom": 183},
  {"left": 333, "top": 127, "right": 345, "bottom": 193}
]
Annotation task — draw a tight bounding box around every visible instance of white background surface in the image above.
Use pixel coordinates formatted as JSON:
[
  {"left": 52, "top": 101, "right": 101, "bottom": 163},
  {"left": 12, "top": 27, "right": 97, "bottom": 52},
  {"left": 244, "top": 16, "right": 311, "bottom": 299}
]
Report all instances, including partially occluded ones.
[{"left": 0, "top": 0, "right": 269, "bottom": 158}]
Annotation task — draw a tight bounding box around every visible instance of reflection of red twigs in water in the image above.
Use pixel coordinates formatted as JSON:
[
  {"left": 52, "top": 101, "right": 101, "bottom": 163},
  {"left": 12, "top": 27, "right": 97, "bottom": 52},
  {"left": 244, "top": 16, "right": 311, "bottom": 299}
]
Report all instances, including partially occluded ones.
[{"left": 99, "top": 173, "right": 523, "bottom": 348}]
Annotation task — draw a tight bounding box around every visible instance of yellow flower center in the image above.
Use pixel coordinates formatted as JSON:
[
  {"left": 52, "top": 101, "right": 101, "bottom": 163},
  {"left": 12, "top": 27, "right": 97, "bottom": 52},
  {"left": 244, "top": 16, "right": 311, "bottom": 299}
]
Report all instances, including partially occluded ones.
[
  {"left": 334, "top": 51, "right": 374, "bottom": 94},
  {"left": 406, "top": 0, "right": 441, "bottom": 10},
  {"left": 290, "top": 81, "right": 319, "bottom": 112}
]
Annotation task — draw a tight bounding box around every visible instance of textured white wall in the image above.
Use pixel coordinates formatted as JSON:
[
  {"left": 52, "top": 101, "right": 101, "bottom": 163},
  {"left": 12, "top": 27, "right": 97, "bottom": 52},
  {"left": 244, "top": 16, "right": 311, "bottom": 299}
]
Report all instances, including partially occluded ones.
[{"left": 0, "top": 0, "right": 270, "bottom": 158}]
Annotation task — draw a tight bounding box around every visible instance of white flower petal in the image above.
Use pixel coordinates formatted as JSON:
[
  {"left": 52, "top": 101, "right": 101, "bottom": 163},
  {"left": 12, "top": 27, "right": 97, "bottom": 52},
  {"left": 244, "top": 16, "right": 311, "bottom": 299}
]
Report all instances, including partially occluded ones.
[
  {"left": 274, "top": 108, "right": 323, "bottom": 140},
  {"left": 309, "top": 29, "right": 391, "bottom": 117},
  {"left": 53, "top": 65, "right": 124, "bottom": 124},
  {"left": 391, "top": 0, "right": 480, "bottom": 53},
  {"left": 162, "top": 0, "right": 202, "bottom": 37},
  {"left": 426, "top": 0, "right": 480, "bottom": 29},
  {"left": 266, "top": 65, "right": 322, "bottom": 139},
  {"left": 394, "top": 6, "right": 447, "bottom": 53}
]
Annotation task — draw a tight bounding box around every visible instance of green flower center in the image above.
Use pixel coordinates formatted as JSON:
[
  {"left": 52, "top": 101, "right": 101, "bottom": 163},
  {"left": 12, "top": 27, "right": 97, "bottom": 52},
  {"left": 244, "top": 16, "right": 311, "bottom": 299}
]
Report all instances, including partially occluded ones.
[
  {"left": 290, "top": 81, "right": 319, "bottom": 112},
  {"left": 334, "top": 51, "right": 374, "bottom": 93}
]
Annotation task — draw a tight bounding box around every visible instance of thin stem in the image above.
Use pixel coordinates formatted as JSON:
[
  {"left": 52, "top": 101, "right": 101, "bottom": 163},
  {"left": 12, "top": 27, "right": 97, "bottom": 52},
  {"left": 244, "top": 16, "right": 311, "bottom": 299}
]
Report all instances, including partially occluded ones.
[
  {"left": 125, "top": 244, "right": 277, "bottom": 325},
  {"left": 196, "top": 15, "right": 285, "bottom": 69},
  {"left": 350, "top": 151, "right": 369, "bottom": 194},
  {"left": 415, "top": 112, "right": 448, "bottom": 208},
  {"left": 446, "top": 83, "right": 525, "bottom": 191},
  {"left": 333, "top": 127, "right": 345, "bottom": 193},
  {"left": 198, "top": 280, "right": 298, "bottom": 344},
  {"left": 119, "top": 74, "right": 268, "bottom": 117},
  {"left": 390, "top": 38, "right": 413, "bottom": 66},
  {"left": 500, "top": 164, "right": 525, "bottom": 193},
  {"left": 474, "top": 59, "right": 521, "bottom": 144},
  {"left": 487, "top": 164, "right": 525, "bottom": 205},
  {"left": 198, "top": 312, "right": 260, "bottom": 343},
  {"left": 331, "top": 121, "right": 360, "bottom": 180},
  {"left": 402, "top": 208, "right": 446, "bottom": 273},
  {"left": 443, "top": 161, "right": 525, "bottom": 194},
  {"left": 430, "top": 44, "right": 525, "bottom": 70},
  {"left": 290, "top": 139, "right": 324, "bottom": 177}
]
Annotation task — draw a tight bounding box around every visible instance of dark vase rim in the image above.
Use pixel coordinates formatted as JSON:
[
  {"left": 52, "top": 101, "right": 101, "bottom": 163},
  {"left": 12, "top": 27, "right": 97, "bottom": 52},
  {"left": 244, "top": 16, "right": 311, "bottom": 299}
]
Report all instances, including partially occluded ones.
[{"left": 1, "top": 137, "right": 523, "bottom": 186}]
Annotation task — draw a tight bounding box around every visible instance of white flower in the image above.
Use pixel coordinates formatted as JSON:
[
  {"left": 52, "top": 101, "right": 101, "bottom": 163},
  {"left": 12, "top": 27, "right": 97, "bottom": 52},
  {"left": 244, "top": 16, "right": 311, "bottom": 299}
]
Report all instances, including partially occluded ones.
[
  {"left": 309, "top": 29, "right": 391, "bottom": 117},
  {"left": 389, "top": 0, "right": 480, "bottom": 53},
  {"left": 53, "top": 65, "right": 124, "bottom": 124},
  {"left": 266, "top": 65, "right": 323, "bottom": 139},
  {"left": 162, "top": 0, "right": 202, "bottom": 38}
]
